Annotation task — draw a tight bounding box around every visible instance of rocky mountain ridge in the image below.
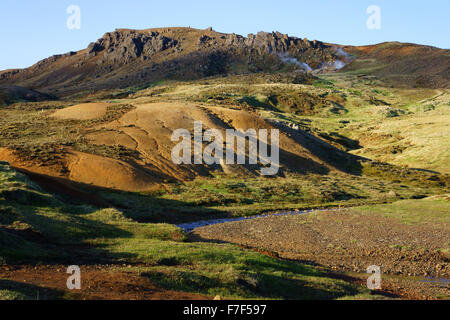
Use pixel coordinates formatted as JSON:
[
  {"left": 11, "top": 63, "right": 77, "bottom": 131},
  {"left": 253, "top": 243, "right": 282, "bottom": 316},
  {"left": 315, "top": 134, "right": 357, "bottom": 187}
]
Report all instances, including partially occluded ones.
[
  {"left": 0, "top": 27, "right": 448, "bottom": 98},
  {"left": 0, "top": 28, "right": 344, "bottom": 97}
]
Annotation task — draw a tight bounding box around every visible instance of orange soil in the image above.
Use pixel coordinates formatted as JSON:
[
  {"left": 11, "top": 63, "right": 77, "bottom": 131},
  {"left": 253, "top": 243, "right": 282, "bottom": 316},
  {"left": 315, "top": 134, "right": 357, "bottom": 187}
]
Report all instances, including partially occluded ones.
[
  {"left": 0, "top": 265, "right": 210, "bottom": 300},
  {"left": 2, "top": 102, "right": 344, "bottom": 192},
  {"left": 50, "top": 102, "right": 111, "bottom": 120},
  {"left": 0, "top": 147, "right": 160, "bottom": 192}
]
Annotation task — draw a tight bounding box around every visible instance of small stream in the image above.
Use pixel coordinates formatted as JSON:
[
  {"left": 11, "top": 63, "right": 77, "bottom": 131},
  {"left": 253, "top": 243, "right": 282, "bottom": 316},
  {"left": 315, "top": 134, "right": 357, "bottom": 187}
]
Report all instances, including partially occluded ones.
[
  {"left": 177, "top": 208, "right": 335, "bottom": 232},
  {"left": 177, "top": 208, "right": 450, "bottom": 290}
]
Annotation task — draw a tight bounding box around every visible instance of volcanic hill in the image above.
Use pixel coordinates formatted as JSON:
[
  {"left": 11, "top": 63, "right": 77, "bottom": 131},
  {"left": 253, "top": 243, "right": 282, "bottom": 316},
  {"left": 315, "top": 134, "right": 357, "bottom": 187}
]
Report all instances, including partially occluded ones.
[{"left": 1, "top": 27, "right": 448, "bottom": 100}]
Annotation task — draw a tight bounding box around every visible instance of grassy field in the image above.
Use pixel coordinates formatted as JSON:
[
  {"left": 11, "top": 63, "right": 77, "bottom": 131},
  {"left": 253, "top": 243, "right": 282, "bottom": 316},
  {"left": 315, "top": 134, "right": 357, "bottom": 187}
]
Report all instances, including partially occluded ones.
[
  {"left": 0, "top": 162, "right": 382, "bottom": 300},
  {"left": 352, "top": 195, "right": 450, "bottom": 226},
  {"left": 130, "top": 74, "right": 448, "bottom": 174},
  {"left": 190, "top": 196, "right": 449, "bottom": 299},
  {"left": 1, "top": 71, "right": 449, "bottom": 300}
]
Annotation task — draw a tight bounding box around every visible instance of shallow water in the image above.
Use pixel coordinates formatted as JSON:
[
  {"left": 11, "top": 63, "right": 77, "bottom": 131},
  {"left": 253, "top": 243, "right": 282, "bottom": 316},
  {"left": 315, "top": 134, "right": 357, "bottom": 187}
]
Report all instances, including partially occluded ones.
[
  {"left": 177, "top": 208, "right": 335, "bottom": 232},
  {"left": 178, "top": 208, "right": 450, "bottom": 292},
  {"left": 419, "top": 277, "right": 450, "bottom": 285}
]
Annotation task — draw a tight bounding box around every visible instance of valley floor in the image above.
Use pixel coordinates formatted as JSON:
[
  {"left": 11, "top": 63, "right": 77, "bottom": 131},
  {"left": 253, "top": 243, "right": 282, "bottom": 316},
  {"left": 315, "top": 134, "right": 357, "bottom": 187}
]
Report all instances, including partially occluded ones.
[
  {"left": 192, "top": 198, "right": 450, "bottom": 299},
  {"left": 1, "top": 197, "right": 448, "bottom": 300},
  {"left": 1, "top": 73, "right": 449, "bottom": 300}
]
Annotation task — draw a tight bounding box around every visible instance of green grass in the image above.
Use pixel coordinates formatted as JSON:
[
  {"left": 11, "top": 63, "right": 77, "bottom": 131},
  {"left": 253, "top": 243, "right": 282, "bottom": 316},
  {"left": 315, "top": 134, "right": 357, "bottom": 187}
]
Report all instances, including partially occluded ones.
[
  {"left": 254, "top": 78, "right": 449, "bottom": 174},
  {"left": 312, "top": 79, "right": 335, "bottom": 89},
  {"left": 372, "top": 89, "right": 390, "bottom": 97},
  {"left": 0, "top": 282, "right": 71, "bottom": 300},
  {"left": 0, "top": 162, "right": 182, "bottom": 261},
  {"left": 0, "top": 103, "right": 136, "bottom": 164},
  {"left": 0, "top": 162, "right": 376, "bottom": 300},
  {"left": 157, "top": 171, "right": 445, "bottom": 217},
  {"left": 87, "top": 166, "right": 449, "bottom": 224},
  {"left": 0, "top": 289, "right": 29, "bottom": 300},
  {"left": 1, "top": 73, "right": 449, "bottom": 300},
  {"left": 348, "top": 89, "right": 363, "bottom": 96},
  {"left": 352, "top": 196, "right": 450, "bottom": 225},
  {"left": 95, "top": 238, "right": 371, "bottom": 299}
]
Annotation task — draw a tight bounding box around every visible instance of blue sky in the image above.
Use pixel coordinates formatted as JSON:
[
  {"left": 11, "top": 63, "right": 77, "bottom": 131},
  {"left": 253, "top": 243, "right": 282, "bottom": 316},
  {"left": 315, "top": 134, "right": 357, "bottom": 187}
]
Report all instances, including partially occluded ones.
[{"left": 0, "top": 0, "right": 449, "bottom": 70}]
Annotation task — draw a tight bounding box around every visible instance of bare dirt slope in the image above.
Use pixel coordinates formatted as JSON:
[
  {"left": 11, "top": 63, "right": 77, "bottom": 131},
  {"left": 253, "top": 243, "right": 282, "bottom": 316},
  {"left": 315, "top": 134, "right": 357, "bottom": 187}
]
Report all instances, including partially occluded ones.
[
  {"left": 0, "top": 101, "right": 360, "bottom": 192},
  {"left": 0, "top": 148, "right": 160, "bottom": 192},
  {"left": 87, "top": 102, "right": 359, "bottom": 183},
  {"left": 50, "top": 102, "right": 111, "bottom": 120},
  {"left": 192, "top": 202, "right": 450, "bottom": 299},
  {"left": 192, "top": 207, "right": 450, "bottom": 278}
]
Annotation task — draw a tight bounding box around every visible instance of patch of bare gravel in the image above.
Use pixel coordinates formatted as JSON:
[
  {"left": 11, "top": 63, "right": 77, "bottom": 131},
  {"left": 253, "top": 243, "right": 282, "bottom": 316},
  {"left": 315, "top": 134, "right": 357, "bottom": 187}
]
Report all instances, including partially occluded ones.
[{"left": 192, "top": 209, "right": 450, "bottom": 278}]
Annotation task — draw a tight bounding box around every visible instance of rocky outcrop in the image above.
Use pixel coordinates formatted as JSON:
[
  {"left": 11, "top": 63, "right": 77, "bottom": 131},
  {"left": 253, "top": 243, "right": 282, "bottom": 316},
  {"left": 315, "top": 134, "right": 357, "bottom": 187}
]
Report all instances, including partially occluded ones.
[
  {"left": 0, "top": 27, "right": 352, "bottom": 95},
  {"left": 221, "top": 31, "right": 327, "bottom": 55},
  {"left": 87, "top": 30, "right": 179, "bottom": 64},
  {"left": 84, "top": 29, "right": 335, "bottom": 67}
]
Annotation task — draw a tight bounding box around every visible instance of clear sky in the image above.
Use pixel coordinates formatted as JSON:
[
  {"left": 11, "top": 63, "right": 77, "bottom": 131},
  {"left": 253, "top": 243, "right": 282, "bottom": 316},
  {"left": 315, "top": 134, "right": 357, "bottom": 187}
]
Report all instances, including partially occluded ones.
[{"left": 0, "top": 0, "right": 449, "bottom": 70}]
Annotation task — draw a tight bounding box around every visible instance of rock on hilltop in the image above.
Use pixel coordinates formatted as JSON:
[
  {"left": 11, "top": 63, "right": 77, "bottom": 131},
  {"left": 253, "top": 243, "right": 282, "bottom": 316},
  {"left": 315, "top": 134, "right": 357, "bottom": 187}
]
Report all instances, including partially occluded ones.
[
  {"left": 1, "top": 27, "right": 449, "bottom": 96},
  {"left": 0, "top": 27, "right": 341, "bottom": 97}
]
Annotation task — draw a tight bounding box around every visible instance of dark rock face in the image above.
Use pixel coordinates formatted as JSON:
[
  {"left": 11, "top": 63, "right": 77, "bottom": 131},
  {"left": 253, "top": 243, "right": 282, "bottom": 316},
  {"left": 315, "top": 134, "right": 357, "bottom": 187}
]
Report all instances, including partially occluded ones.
[
  {"left": 197, "top": 35, "right": 216, "bottom": 49},
  {"left": 218, "top": 31, "right": 326, "bottom": 56},
  {"left": 86, "top": 29, "right": 334, "bottom": 68},
  {"left": 87, "top": 42, "right": 104, "bottom": 54},
  {"left": 90, "top": 30, "right": 179, "bottom": 64},
  {"left": 0, "top": 28, "right": 349, "bottom": 95},
  {"left": 0, "top": 70, "right": 20, "bottom": 81}
]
